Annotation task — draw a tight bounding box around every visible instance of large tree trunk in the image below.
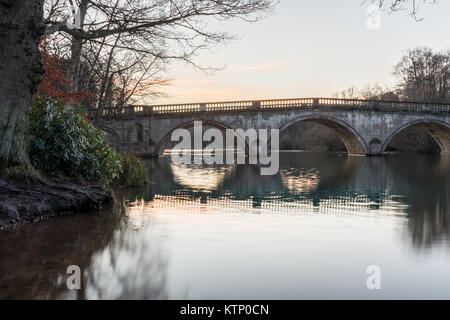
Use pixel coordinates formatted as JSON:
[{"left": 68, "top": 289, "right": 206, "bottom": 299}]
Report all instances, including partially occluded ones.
[
  {"left": 68, "top": 0, "right": 88, "bottom": 93},
  {"left": 0, "top": 0, "right": 44, "bottom": 172},
  {"left": 69, "top": 36, "right": 82, "bottom": 92}
]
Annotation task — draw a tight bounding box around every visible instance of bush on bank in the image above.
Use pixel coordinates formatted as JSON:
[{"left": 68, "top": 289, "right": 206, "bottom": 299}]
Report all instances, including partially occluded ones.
[
  {"left": 29, "top": 96, "right": 123, "bottom": 187},
  {"left": 120, "top": 154, "right": 148, "bottom": 187}
]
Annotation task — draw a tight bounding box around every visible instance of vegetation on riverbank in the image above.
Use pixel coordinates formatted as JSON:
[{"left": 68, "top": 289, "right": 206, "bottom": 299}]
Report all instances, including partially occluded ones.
[
  {"left": 120, "top": 154, "right": 148, "bottom": 187},
  {"left": 29, "top": 97, "right": 122, "bottom": 187},
  {"left": 0, "top": 96, "right": 148, "bottom": 229},
  {"left": 26, "top": 96, "right": 147, "bottom": 188}
]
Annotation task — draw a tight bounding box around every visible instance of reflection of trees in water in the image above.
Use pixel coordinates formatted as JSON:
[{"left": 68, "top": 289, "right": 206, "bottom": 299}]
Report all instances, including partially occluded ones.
[
  {"left": 407, "top": 194, "right": 450, "bottom": 248},
  {"left": 384, "top": 155, "right": 450, "bottom": 248},
  {"left": 0, "top": 193, "right": 124, "bottom": 299},
  {"left": 1, "top": 154, "right": 449, "bottom": 299},
  {"left": 84, "top": 212, "right": 168, "bottom": 299},
  {"left": 0, "top": 192, "right": 170, "bottom": 300}
]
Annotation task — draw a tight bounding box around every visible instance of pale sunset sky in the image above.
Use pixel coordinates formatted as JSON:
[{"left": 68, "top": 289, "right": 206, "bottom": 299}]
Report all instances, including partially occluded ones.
[{"left": 153, "top": 0, "right": 450, "bottom": 104}]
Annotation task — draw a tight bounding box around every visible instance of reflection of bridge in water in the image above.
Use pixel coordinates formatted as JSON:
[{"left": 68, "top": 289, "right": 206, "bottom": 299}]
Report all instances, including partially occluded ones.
[
  {"left": 118, "top": 153, "right": 450, "bottom": 247},
  {"left": 2, "top": 155, "right": 448, "bottom": 300},
  {"left": 139, "top": 154, "right": 449, "bottom": 223}
]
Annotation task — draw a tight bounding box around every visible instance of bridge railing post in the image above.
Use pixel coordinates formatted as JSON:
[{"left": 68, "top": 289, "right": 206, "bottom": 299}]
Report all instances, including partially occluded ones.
[
  {"left": 145, "top": 106, "right": 153, "bottom": 115},
  {"left": 252, "top": 101, "right": 261, "bottom": 110},
  {"left": 313, "top": 98, "right": 319, "bottom": 107},
  {"left": 200, "top": 103, "right": 206, "bottom": 112}
]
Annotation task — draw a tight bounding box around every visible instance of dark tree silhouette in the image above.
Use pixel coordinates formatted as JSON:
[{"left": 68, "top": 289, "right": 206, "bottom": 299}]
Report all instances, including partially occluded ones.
[
  {"left": 0, "top": 0, "right": 275, "bottom": 171},
  {"left": 0, "top": 0, "right": 45, "bottom": 171}
]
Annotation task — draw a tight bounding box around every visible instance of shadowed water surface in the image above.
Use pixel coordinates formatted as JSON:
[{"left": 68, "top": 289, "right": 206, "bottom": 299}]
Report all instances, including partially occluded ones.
[{"left": 0, "top": 153, "right": 449, "bottom": 299}]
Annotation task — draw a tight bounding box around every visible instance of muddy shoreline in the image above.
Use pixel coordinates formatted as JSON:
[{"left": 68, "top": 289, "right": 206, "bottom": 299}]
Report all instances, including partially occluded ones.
[{"left": 0, "top": 179, "right": 112, "bottom": 230}]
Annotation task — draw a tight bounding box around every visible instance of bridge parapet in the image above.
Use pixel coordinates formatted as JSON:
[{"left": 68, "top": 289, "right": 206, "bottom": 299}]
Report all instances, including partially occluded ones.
[{"left": 87, "top": 97, "right": 450, "bottom": 119}]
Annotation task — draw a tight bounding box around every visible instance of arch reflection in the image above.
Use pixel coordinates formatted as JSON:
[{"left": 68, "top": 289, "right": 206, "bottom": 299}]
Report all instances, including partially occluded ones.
[
  {"left": 280, "top": 168, "right": 320, "bottom": 193},
  {"left": 171, "top": 163, "right": 234, "bottom": 192},
  {"left": 1, "top": 153, "right": 450, "bottom": 300}
]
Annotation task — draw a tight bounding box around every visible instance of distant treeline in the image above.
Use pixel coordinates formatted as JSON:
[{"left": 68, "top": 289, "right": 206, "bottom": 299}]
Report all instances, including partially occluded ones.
[
  {"left": 333, "top": 47, "right": 450, "bottom": 103},
  {"left": 280, "top": 47, "right": 449, "bottom": 153}
]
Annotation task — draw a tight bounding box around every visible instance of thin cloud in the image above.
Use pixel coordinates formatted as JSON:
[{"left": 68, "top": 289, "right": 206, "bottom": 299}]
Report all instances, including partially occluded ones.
[
  {"left": 156, "top": 86, "right": 268, "bottom": 104},
  {"left": 171, "top": 78, "right": 218, "bottom": 86},
  {"left": 229, "top": 61, "right": 297, "bottom": 72}
]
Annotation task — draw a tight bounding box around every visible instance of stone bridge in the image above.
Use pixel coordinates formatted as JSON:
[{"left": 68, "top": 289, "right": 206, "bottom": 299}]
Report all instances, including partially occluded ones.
[{"left": 88, "top": 98, "right": 450, "bottom": 156}]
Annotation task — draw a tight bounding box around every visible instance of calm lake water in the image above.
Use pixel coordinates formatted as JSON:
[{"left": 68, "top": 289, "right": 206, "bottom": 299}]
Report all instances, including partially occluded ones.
[{"left": 0, "top": 153, "right": 449, "bottom": 299}]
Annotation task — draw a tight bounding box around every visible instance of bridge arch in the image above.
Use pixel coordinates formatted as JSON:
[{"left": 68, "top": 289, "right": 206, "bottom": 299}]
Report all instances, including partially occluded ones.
[
  {"left": 276, "top": 115, "right": 369, "bottom": 155},
  {"left": 99, "top": 125, "right": 121, "bottom": 147},
  {"left": 382, "top": 119, "right": 450, "bottom": 154},
  {"left": 154, "top": 119, "right": 250, "bottom": 156}
]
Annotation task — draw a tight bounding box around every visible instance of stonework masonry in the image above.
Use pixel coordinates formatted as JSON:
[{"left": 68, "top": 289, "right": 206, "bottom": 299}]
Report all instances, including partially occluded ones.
[{"left": 89, "top": 98, "right": 450, "bottom": 157}]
